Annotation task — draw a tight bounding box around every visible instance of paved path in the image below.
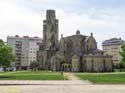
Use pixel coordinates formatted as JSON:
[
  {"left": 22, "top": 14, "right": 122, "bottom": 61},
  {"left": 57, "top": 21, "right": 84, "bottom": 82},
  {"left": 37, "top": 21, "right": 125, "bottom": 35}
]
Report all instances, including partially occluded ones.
[
  {"left": 64, "top": 72, "right": 80, "bottom": 80},
  {"left": 64, "top": 72, "right": 92, "bottom": 84}
]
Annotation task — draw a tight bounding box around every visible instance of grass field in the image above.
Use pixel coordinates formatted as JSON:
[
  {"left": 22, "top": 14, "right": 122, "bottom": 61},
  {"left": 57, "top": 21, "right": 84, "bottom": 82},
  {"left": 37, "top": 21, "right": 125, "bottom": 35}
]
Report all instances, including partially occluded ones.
[
  {"left": 0, "top": 71, "right": 64, "bottom": 80},
  {"left": 76, "top": 72, "right": 125, "bottom": 84}
]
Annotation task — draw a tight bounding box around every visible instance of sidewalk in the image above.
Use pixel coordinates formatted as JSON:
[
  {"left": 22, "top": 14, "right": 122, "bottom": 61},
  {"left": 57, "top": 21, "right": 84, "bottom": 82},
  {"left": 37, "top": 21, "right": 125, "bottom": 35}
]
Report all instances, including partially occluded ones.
[{"left": 0, "top": 80, "right": 90, "bottom": 85}]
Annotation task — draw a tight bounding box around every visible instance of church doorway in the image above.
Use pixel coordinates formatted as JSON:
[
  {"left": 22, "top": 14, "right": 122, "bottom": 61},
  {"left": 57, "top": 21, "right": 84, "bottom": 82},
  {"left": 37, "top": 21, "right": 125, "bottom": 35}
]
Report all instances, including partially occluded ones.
[{"left": 61, "top": 63, "right": 71, "bottom": 72}]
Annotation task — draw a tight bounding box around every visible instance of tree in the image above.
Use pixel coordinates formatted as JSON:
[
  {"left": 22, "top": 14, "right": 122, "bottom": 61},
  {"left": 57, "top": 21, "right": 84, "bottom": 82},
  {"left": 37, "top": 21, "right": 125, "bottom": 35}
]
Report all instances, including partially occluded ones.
[
  {"left": 120, "top": 44, "right": 125, "bottom": 71},
  {"left": 30, "top": 61, "right": 39, "bottom": 71},
  {"left": 0, "top": 39, "right": 15, "bottom": 67}
]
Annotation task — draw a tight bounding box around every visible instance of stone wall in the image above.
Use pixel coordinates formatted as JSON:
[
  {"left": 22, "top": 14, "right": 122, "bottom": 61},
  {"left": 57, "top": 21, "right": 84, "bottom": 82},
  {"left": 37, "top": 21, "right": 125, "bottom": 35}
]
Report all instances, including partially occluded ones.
[
  {"left": 71, "top": 55, "right": 80, "bottom": 72},
  {"left": 104, "top": 56, "right": 113, "bottom": 72},
  {"left": 83, "top": 55, "right": 113, "bottom": 72}
]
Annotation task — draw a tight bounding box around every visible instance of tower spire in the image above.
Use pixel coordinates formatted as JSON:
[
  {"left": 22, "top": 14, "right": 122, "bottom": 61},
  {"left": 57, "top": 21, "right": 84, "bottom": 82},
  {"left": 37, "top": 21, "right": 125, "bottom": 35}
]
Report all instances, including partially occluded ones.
[{"left": 43, "top": 9, "right": 59, "bottom": 50}]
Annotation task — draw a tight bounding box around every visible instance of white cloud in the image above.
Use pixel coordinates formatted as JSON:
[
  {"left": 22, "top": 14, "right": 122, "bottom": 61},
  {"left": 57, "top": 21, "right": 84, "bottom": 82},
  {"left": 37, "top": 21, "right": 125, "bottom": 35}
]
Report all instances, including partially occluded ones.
[
  {"left": 0, "top": 0, "right": 125, "bottom": 49},
  {"left": 0, "top": 0, "right": 42, "bottom": 40},
  {"left": 31, "top": 0, "right": 76, "bottom": 4},
  {"left": 56, "top": 9, "right": 125, "bottom": 49}
]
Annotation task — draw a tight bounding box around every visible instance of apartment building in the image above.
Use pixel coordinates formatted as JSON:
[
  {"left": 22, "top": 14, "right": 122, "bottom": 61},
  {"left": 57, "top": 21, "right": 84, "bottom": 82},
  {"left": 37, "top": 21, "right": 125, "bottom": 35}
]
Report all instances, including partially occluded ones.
[
  {"left": 7, "top": 35, "right": 42, "bottom": 70},
  {"left": 102, "top": 38, "right": 125, "bottom": 64}
]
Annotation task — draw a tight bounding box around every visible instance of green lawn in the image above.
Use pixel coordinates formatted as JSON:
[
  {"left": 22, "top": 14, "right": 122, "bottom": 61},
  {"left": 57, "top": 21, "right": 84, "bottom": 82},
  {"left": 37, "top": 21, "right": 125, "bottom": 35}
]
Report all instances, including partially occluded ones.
[
  {"left": 76, "top": 72, "right": 125, "bottom": 84},
  {"left": 0, "top": 71, "right": 64, "bottom": 80}
]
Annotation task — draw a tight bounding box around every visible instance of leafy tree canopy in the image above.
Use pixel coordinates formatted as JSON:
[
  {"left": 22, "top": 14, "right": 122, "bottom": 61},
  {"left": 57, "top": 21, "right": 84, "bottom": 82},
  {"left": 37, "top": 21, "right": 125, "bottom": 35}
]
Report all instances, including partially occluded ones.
[
  {"left": 30, "top": 61, "right": 39, "bottom": 71},
  {"left": 30, "top": 61, "right": 39, "bottom": 68},
  {"left": 120, "top": 44, "right": 125, "bottom": 65},
  {"left": 0, "top": 39, "right": 15, "bottom": 67}
]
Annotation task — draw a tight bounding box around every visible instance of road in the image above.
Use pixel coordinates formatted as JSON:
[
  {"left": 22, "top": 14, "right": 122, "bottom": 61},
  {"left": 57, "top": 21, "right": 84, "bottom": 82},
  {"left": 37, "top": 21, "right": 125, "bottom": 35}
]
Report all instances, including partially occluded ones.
[{"left": 0, "top": 84, "right": 125, "bottom": 93}]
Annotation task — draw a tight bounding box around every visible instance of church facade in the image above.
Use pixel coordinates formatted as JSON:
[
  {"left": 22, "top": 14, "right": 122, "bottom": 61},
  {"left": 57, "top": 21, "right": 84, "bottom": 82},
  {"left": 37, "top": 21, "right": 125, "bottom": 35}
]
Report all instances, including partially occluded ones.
[{"left": 38, "top": 10, "right": 113, "bottom": 72}]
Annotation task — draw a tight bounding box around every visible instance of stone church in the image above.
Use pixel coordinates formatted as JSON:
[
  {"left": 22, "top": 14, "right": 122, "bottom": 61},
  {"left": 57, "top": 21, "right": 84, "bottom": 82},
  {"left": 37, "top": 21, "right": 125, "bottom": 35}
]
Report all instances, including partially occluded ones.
[{"left": 38, "top": 10, "right": 113, "bottom": 72}]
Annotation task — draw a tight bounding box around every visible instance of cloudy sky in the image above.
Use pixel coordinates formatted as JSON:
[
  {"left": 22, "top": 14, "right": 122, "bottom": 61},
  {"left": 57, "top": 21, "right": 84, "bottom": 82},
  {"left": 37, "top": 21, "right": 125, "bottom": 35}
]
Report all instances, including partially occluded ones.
[{"left": 0, "top": 0, "right": 125, "bottom": 49}]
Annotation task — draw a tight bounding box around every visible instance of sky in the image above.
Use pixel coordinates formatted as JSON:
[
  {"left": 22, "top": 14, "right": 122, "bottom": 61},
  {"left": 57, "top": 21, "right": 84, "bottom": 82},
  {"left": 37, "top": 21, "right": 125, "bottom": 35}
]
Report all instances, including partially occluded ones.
[{"left": 0, "top": 0, "right": 125, "bottom": 49}]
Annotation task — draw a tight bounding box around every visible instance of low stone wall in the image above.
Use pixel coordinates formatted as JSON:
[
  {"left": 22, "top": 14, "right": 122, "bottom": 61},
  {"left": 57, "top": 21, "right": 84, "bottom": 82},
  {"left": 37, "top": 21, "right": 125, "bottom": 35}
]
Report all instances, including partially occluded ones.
[{"left": 83, "top": 55, "right": 113, "bottom": 72}]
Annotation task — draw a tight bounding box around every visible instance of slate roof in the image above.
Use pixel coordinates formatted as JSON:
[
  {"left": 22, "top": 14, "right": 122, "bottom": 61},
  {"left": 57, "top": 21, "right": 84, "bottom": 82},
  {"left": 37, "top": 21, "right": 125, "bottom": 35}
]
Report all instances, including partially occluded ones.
[
  {"left": 61, "top": 34, "right": 88, "bottom": 56},
  {"left": 73, "top": 48, "right": 83, "bottom": 56},
  {"left": 102, "top": 38, "right": 125, "bottom": 46},
  {"left": 85, "top": 36, "right": 90, "bottom": 42},
  {"left": 63, "top": 34, "right": 87, "bottom": 45},
  {"left": 91, "top": 49, "right": 103, "bottom": 54}
]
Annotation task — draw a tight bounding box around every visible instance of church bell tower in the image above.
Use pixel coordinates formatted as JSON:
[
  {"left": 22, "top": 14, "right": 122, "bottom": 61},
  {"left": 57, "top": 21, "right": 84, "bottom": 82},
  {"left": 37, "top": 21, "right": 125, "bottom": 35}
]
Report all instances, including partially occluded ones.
[{"left": 43, "top": 10, "right": 58, "bottom": 50}]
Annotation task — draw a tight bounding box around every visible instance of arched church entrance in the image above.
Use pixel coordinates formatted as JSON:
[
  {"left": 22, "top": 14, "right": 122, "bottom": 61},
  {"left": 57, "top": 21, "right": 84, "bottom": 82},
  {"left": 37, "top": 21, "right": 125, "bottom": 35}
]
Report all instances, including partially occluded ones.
[{"left": 61, "top": 63, "right": 71, "bottom": 72}]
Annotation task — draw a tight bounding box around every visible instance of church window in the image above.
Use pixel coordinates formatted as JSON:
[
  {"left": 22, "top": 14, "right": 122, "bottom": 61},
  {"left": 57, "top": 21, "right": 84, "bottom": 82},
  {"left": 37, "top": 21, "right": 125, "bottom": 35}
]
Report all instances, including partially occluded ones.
[
  {"left": 50, "top": 42, "right": 51, "bottom": 46},
  {"left": 50, "top": 35, "right": 55, "bottom": 47},
  {"left": 51, "top": 26, "right": 54, "bottom": 32},
  {"left": 87, "top": 45, "right": 89, "bottom": 51}
]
